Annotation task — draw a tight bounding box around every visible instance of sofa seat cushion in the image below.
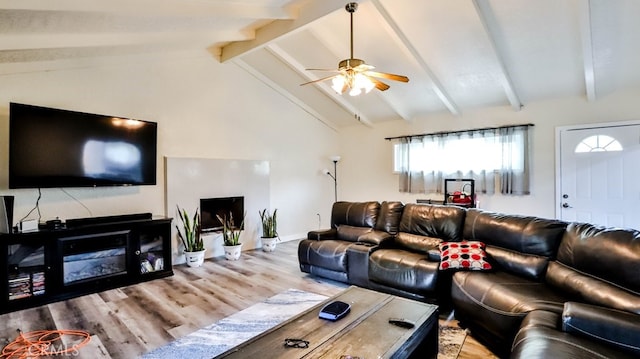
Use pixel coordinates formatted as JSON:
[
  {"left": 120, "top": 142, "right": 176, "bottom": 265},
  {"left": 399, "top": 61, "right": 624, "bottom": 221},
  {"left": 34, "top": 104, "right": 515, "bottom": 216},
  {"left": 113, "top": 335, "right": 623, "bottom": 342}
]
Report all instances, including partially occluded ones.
[
  {"left": 298, "top": 239, "right": 351, "bottom": 273},
  {"left": 368, "top": 249, "right": 439, "bottom": 294},
  {"left": 451, "top": 270, "right": 567, "bottom": 346},
  {"left": 512, "top": 310, "right": 637, "bottom": 359}
]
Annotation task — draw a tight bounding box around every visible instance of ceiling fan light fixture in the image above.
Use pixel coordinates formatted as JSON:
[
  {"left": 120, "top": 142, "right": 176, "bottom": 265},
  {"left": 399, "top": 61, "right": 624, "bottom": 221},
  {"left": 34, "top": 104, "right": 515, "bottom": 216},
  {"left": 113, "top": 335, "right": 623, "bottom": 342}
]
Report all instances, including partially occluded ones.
[
  {"left": 331, "top": 76, "right": 346, "bottom": 94},
  {"left": 301, "top": 2, "right": 408, "bottom": 95},
  {"left": 354, "top": 73, "right": 375, "bottom": 94},
  {"left": 331, "top": 71, "right": 375, "bottom": 96}
]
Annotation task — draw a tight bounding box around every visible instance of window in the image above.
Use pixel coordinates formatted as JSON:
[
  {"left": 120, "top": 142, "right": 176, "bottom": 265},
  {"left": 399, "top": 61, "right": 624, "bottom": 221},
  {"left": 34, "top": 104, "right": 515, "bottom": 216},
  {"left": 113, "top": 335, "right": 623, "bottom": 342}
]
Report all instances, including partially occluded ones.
[
  {"left": 574, "top": 135, "right": 622, "bottom": 153},
  {"left": 393, "top": 125, "right": 531, "bottom": 195}
]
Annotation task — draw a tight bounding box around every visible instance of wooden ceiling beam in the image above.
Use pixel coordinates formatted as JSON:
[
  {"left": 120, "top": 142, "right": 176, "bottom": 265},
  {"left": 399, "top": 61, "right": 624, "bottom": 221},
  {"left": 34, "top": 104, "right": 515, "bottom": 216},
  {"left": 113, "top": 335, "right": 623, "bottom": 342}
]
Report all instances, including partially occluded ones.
[
  {"left": 472, "top": 0, "right": 523, "bottom": 111},
  {"left": 579, "top": 0, "right": 597, "bottom": 102},
  {"left": 0, "top": 31, "right": 244, "bottom": 51},
  {"left": 220, "top": 0, "right": 347, "bottom": 63},
  {"left": 369, "top": 0, "right": 460, "bottom": 116},
  {"left": 0, "top": 0, "right": 294, "bottom": 19}
]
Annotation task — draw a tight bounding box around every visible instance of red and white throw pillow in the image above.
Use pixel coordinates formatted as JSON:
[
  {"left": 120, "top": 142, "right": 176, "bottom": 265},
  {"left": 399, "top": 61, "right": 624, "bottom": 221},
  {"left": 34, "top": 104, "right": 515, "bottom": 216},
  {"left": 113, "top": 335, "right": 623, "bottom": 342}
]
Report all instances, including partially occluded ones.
[{"left": 439, "top": 241, "right": 492, "bottom": 271}]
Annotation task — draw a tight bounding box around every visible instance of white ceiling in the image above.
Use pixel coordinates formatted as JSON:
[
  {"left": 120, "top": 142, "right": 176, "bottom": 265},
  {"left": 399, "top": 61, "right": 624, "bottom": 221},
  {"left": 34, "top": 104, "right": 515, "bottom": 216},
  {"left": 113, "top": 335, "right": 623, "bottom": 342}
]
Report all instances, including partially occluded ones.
[{"left": 2, "top": 0, "right": 639, "bottom": 128}]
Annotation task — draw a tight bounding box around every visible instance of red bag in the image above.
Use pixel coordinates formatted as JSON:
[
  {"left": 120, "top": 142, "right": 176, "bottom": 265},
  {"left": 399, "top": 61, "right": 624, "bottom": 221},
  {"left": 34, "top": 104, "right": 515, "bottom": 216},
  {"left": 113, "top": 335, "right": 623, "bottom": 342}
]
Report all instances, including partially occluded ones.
[{"left": 451, "top": 191, "right": 472, "bottom": 204}]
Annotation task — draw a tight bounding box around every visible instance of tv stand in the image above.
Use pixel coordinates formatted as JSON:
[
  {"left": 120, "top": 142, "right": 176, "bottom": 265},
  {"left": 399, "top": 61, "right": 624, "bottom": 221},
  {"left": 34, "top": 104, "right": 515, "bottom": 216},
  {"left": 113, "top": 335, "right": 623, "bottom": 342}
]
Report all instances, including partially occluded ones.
[{"left": 0, "top": 215, "right": 173, "bottom": 314}]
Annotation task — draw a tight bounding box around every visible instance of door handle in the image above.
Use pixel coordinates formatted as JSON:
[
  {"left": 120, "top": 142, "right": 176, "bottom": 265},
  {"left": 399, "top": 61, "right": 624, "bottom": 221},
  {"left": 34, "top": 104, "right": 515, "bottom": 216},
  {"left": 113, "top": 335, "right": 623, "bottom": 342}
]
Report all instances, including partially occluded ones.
[{"left": 562, "top": 203, "right": 572, "bottom": 208}]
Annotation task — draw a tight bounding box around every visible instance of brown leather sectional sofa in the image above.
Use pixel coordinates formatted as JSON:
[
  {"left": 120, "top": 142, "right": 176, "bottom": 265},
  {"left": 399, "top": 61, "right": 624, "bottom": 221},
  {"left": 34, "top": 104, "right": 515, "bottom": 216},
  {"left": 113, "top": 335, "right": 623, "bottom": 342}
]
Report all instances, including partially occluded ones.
[{"left": 298, "top": 201, "right": 640, "bottom": 358}]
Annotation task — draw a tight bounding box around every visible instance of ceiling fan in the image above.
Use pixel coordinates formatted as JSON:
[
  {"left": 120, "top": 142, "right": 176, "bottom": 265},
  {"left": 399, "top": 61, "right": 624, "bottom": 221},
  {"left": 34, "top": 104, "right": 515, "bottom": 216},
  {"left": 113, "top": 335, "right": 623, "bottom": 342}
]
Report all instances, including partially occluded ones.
[{"left": 300, "top": 2, "right": 409, "bottom": 96}]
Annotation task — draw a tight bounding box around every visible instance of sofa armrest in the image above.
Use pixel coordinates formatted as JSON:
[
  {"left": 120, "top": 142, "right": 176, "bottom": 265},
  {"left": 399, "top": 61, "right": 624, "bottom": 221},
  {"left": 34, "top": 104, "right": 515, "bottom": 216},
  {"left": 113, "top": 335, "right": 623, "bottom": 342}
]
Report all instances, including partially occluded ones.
[
  {"left": 357, "top": 230, "right": 394, "bottom": 246},
  {"left": 346, "top": 243, "right": 377, "bottom": 287},
  {"left": 307, "top": 228, "right": 337, "bottom": 240},
  {"left": 562, "top": 302, "right": 640, "bottom": 356}
]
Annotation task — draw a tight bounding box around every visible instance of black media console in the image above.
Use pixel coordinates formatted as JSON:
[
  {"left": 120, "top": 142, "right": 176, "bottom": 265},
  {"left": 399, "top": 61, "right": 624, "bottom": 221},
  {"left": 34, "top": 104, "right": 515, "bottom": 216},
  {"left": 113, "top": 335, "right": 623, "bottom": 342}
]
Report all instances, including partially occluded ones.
[{"left": 0, "top": 214, "right": 173, "bottom": 314}]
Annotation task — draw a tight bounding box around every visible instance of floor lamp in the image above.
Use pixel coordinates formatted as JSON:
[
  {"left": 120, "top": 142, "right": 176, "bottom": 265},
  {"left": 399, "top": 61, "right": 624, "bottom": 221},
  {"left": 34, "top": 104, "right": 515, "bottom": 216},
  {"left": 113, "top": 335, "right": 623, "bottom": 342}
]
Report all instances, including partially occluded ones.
[{"left": 323, "top": 156, "right": 341, "bottom": 202}]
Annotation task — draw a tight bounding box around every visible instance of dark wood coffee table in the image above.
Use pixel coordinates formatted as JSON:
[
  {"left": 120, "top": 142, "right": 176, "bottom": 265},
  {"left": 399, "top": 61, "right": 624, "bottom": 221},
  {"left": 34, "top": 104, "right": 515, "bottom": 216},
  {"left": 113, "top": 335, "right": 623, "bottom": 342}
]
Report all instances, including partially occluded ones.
[{"left": 215, "top": 286, "right": 439, "bottom": 358}]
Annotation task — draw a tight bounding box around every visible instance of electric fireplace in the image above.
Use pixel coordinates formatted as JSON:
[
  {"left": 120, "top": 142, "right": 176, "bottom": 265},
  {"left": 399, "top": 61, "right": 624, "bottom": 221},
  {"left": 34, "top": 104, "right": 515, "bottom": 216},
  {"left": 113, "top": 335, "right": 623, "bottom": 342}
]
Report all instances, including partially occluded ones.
[{"left": 58, "top": 230, "right": 130, "bottom": 286}]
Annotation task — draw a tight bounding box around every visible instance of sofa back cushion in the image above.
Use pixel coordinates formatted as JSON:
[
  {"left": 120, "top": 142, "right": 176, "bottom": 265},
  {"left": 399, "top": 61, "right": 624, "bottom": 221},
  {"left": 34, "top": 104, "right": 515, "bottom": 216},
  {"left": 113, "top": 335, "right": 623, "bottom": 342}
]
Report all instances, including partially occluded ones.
[
  {"left": 395, "top": 232, "right": 442, "bottom": 255},
  {"left": 398, "top": 203, "right": 466, "bottom": 241},
  {"left": 331, "top": 201, "right": 380, "bottom": 229},
  {"left": 374, "top": 201, "right": 404, "bottom": 234},
  {"left": 547, "top": 223, "right": 640, "bottom": 313},
  {"left": 485, "top": 246, "right": 549, "bottom": 280},
  {"left": 546, "top": 261, "right": 640, "bottom": 314},
  {"left": 334, "top": 225, "right": 372, "bottom": 242},
  {"left": 463, "top": 209, "right": 567, "bottom": 280}
]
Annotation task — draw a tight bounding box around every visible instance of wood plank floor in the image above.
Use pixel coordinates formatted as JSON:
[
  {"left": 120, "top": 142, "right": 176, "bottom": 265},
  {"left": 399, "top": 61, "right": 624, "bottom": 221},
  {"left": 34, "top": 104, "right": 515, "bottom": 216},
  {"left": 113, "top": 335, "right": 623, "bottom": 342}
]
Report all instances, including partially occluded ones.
[{"left": 0, "top": 240, "right": 498, "bottom": 359}]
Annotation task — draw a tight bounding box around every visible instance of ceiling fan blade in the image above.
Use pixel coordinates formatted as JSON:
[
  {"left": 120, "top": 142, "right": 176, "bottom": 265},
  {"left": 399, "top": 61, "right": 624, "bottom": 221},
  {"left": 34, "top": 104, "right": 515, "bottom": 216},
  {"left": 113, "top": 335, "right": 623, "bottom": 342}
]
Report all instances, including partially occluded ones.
[
  {"left": 364, "top": 71, "right": 409, "bottom": 83},
  {"left": 368, "top": 76, "right": 390, "bottom": 91},
  {"left": 300, "top": 74, "right": 340, "bottom": 86}
]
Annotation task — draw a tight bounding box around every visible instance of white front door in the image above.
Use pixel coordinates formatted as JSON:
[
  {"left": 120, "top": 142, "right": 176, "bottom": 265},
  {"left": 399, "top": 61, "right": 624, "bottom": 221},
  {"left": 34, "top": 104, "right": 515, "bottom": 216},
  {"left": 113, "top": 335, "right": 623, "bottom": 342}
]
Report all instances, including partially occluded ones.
[{"left": 558, "top": 123, "right": 640, "bottom": 230}]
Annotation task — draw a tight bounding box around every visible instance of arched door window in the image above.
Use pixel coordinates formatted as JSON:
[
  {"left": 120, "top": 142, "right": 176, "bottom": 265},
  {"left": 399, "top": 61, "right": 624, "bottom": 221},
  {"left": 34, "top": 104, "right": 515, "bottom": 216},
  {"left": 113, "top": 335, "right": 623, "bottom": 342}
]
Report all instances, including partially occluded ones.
[{"left": 574, "top": 135, "right": 623, "bottom": 153}]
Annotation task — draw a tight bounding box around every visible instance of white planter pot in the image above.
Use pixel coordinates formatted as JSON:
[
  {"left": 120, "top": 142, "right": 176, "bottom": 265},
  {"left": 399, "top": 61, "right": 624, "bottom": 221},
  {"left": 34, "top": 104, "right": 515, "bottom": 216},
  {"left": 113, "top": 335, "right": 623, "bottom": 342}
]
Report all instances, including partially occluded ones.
[
  {"left": 223, "top": 244, "right": 243, "bottom": 260},
  {"left": 261, "top": 237, "right": 278, "bottom": 252},
  {"left": 185, "top": 249, "right": 206, "bottom": 267}
]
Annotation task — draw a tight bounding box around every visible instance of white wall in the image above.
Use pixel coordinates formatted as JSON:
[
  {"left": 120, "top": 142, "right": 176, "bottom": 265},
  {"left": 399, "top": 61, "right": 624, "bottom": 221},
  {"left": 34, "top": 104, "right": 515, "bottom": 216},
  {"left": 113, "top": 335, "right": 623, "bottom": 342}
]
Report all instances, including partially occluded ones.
[
  {"left": 0, "top": 51, "right": 340, "bottom": 254},
  {"left": 337, "top": 89, "right": 640, "bottom": 220}
]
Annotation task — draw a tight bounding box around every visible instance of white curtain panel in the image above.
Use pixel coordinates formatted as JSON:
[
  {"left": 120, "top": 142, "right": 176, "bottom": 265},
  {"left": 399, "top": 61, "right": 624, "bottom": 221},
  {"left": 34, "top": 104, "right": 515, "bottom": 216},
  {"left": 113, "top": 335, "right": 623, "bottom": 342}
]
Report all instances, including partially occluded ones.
[{"left": 397, "top": 125, "right": 531, "bottom": 196}]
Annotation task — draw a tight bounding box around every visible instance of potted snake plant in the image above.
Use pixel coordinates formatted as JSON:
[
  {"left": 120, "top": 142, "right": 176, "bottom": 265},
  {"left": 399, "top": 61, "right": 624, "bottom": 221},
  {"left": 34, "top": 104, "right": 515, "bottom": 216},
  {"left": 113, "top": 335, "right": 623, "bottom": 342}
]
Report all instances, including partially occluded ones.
[
  {"left": 216, "top": 211, "right": 245, "bottom": 260},
  {"left": 175, "top": 205, "right": 205, "bottom": 267},
  {"left": 259, "top": 208, "right": 279, "bottom": 252}
]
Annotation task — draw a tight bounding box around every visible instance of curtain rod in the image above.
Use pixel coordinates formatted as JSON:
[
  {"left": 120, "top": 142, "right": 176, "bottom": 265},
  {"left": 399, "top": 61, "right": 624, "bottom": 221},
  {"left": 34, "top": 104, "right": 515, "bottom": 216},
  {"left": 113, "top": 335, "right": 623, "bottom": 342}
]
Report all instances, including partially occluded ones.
[{"left": 384, "top": 123, "right": 534, "bottom": 141}]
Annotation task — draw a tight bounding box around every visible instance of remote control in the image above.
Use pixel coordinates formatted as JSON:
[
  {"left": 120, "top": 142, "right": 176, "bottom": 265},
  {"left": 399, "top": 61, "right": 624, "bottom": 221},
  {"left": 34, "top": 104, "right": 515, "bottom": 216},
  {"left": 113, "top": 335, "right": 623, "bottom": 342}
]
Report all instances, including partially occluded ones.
[{"left": 388, "top": 318, "right": 415, "bottom": 329}]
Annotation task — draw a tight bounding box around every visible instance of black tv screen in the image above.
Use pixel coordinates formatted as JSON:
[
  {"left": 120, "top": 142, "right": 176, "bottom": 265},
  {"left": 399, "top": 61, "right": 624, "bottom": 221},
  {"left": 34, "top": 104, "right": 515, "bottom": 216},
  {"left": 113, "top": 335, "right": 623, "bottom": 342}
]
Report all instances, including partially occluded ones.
[
  {"left": 9, "top": 103, "right": 157, "bottom": 189},
  {"left": 200, "top": 196, "right": 244, "bottom": 232}
]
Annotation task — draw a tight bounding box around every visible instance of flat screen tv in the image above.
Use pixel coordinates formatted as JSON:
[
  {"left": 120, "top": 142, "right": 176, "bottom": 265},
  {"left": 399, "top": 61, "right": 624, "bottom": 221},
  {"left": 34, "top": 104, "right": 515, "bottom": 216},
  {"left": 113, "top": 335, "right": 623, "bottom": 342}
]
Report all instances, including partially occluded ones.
[
  {"left": 200, "top": 196, "right": 244, "bottom": 232},
  {"left": 9, "top": 103, "right": 157, "bottom": 189}
]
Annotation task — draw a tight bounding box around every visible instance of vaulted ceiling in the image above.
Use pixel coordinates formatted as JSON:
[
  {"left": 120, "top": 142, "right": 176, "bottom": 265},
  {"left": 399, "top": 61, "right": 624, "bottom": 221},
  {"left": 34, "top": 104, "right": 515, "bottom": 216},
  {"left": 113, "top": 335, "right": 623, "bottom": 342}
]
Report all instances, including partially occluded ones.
[{"left": 2, "top": 0, "right": 639, "bottom": 129}]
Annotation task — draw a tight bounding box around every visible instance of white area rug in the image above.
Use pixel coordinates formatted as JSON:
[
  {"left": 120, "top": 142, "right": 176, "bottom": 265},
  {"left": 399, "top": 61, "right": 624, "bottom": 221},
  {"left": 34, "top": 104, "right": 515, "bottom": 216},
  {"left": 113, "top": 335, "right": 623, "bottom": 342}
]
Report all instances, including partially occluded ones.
[
  {"left": 439, "top": 323, "right": 467, "bottom": 358},
  {"left": 141, "top": 289, "right": 467, "bottom": 359}
]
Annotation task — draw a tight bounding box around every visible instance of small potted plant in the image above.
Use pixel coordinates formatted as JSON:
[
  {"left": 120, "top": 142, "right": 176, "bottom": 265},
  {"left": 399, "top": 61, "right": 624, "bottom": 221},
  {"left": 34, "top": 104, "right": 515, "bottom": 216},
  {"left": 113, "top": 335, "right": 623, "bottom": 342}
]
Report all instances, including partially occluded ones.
[
  {"left": 259, "top": 208, "right": 279, "bottom": 252},
  {"left": 216, "top": 211, "right": 245, "bottom": 260},
  {"left": 175, "top": 205, "right": 205, "bottom": 267}
]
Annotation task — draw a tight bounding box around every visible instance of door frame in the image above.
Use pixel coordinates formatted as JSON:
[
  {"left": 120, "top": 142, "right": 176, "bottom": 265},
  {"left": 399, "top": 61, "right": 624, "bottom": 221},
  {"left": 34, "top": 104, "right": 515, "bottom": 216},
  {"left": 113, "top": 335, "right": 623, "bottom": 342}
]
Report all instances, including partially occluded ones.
[{"left": 554, "top": 119, "right": 640, "bottom": 220}]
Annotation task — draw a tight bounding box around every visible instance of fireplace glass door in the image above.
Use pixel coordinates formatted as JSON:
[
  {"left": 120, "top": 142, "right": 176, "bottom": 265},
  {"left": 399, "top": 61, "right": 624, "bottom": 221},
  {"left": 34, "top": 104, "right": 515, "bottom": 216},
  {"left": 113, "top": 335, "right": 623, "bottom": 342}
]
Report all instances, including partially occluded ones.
[
  {"left": 59, "top": 230, "right": 130, "bottom": 286},
  {"left": 139, "top": 232, "right": 165, "bottom": 274}
]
